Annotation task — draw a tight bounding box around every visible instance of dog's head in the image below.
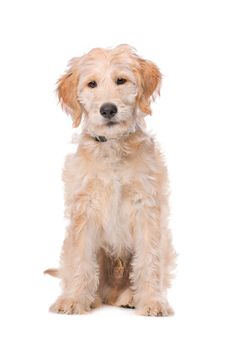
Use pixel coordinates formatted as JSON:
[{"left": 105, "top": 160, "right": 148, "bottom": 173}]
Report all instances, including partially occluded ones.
[{"left": 57, "top": 45, "right": 161, "bottom": 138}]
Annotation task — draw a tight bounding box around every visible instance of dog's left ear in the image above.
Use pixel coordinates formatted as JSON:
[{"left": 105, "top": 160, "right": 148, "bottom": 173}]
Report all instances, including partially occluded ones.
[
  {"left": 136, "top": 59, "right": 161, "bottom": 115},
  {"left": 57, "top": 59, "right": 83, "bottom": 128}
]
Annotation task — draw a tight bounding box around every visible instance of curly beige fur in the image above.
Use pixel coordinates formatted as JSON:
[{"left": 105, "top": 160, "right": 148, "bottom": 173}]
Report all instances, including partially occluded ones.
[{"left": 45, "top": 44, "right": 176, "bottom": 316}]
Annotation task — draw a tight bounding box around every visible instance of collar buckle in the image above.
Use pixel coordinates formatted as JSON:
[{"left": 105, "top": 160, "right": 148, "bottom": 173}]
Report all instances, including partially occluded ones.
[{"left": 94, "top": 135, "right": 107, "bottom": 142}]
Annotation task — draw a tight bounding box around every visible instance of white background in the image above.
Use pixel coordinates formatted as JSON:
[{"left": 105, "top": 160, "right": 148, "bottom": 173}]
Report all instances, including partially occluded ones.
[{"left": 0, "top": 0, "right": 232, "bottom": 349}]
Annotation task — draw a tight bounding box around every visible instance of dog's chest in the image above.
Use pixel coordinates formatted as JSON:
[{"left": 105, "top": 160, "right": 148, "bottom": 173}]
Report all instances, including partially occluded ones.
[{"left": 94, "top": 157, "right": 134, "bottom": 253}]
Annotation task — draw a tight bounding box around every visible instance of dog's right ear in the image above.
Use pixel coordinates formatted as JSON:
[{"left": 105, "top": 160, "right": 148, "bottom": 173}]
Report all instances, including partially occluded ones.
[{"left": 57, "top": 59, "right": 83, "bottom": 128}]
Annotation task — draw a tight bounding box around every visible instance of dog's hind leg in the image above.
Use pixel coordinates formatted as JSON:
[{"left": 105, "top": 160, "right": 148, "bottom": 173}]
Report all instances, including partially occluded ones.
[{"left": 114, "top": 288, "right": 135, "bottom": 308}]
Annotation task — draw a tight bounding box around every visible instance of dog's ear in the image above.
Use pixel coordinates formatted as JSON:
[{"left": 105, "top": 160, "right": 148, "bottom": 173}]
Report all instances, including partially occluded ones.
[
  {"left": 136, "top": 59, "right": 161, "bottom": 115},
  {"left": 57, "top": 59, "right": 83, "bottom": 128}
]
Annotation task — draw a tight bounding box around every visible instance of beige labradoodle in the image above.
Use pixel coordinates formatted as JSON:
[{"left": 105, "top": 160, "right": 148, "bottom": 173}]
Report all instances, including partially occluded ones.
[{"left": 45, "top": 44, "right": 176, "bottom": 316}]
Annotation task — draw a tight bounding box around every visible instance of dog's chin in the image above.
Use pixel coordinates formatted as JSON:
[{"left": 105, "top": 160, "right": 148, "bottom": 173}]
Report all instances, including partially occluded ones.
[{"left": 99, "top": 123, "right": 123, "bottom": 137}]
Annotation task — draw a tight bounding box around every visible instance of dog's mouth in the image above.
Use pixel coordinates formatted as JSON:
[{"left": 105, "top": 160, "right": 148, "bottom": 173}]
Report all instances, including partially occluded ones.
[{"left": 106, "top": 121, "right": 119, "bottom": 127}]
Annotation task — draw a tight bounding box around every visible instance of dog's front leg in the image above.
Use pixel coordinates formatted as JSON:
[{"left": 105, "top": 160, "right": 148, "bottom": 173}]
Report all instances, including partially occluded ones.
[
  {"left": 131, "top": 204, "right": 173, "bottom": 316},
  {"left": 50, "top": 210, "right": 100, "bottom": 314}
]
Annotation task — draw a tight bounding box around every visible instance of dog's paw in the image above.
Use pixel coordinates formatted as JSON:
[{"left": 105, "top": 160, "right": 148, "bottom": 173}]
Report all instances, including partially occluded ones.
[
  {"left": 49, "top": 296, "right": 90, "bottom": 315},
  {"left": 136, "top": 300, "right": 174, "bottom": 317},
  {"left": 90, "top": 295, "right": 102, "bottom": 309},
  {"left": 115, "top": 288, "right": 135, "bottom": 309}
]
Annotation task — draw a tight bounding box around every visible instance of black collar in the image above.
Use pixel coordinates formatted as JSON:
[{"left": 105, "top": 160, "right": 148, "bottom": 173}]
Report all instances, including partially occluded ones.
[{"left": 94, "top": 135, "right": 107, "bottom": 142}]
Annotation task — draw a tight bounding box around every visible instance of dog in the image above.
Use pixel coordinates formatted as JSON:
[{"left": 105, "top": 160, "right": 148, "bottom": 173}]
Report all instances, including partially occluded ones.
[{"left": 45, "top": 44, "right": 176, "bottom": 316}]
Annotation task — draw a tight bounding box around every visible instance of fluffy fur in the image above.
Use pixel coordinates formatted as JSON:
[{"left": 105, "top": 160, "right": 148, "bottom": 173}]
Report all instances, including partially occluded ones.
[{"left": 45, "top": 44, "right": 176, "bottom": 316}]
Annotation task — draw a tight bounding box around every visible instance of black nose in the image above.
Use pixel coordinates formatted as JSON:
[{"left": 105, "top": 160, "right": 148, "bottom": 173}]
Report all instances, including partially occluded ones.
[{"left": 100, "top": 103, "right": 118, "bottom": 119}]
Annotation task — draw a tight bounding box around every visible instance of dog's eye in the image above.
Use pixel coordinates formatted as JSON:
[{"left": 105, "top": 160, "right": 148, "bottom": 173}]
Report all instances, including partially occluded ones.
[
  {"left": 116, "top": 78, "right": 127, "bottom": 85},
  {"left": 88, "top": 81, "right": 97, "bottom": 88}
]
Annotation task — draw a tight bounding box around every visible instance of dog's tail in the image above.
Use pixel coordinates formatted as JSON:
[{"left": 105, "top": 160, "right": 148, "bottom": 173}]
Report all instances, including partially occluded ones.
[{"left": 44, "top": 268, "right": 60, "bottom": 278}]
